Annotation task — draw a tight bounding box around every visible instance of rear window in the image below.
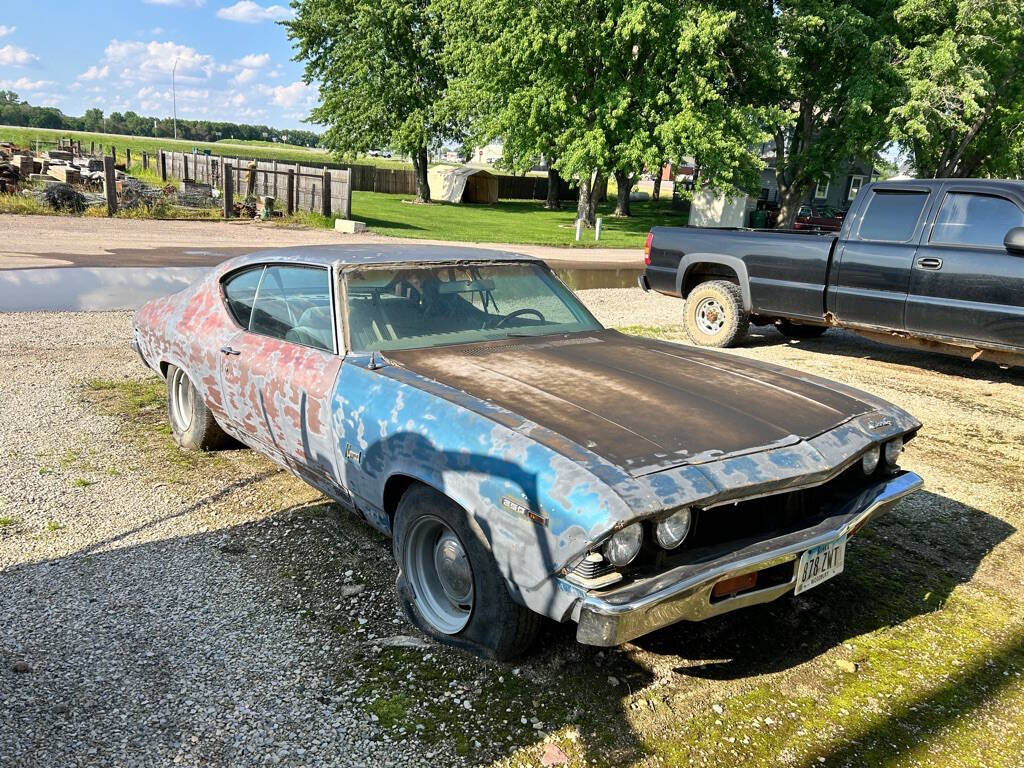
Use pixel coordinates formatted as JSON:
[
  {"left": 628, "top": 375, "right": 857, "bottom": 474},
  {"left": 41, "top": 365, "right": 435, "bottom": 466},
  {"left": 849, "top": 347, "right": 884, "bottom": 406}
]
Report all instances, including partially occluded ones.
[
  {"left": 857, "top": 190, "right": 929, "bottom": 242},
  {"left": 222, "top": 266, "right": 264, "bottom": 328}
]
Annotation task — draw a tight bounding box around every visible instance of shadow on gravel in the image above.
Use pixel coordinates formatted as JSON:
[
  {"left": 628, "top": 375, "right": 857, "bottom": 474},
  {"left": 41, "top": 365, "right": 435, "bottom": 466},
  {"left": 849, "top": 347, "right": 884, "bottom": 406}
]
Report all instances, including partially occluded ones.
[
  {"left": 632, "top": 491, "right": 1013, "bottom": 681},
  {"left": 742, "top": 327, "right": 1023, "bottom": 384}
]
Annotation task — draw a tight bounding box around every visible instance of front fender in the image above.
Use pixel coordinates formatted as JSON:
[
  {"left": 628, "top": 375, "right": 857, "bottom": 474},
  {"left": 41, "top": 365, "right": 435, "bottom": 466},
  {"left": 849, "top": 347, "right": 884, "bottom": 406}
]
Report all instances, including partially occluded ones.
[{"left": 332, "top": 359, "right": 638, "bottom": 619}]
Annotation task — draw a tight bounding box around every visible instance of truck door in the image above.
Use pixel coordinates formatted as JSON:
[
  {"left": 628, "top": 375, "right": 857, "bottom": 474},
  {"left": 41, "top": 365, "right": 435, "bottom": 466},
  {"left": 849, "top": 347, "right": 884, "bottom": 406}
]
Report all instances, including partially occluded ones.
[
  {"left": 832, "top": 187, "right": 932, "bottom": 330},
  {"left": 906, "top": 188, "right": 1024, "bottom": 348}
]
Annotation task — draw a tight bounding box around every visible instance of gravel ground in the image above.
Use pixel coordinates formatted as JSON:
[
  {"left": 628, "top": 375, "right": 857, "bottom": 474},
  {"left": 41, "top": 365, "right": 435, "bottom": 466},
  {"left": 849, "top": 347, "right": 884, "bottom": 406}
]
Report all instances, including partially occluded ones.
[{"left": 1, "top": 289, "right": 1021, "bottom": 767}]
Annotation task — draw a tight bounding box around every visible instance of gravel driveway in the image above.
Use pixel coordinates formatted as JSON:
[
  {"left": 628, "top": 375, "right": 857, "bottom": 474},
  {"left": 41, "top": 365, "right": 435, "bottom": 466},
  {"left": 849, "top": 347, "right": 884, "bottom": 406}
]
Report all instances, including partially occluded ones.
[{"left": 1, "top": 292, "right": 1021, "bottom": 767}]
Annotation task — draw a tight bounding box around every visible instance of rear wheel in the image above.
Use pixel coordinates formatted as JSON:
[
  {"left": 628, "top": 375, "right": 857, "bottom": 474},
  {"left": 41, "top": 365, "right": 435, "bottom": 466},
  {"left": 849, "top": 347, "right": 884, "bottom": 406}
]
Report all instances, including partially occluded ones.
[
  {"left": 777, "top": 320, "right": 828, "bottom": 340},
  {"left": 684, "top": 280, "right": 749, "bottom": 348},
  {"left": 393, "top": 484, "right": 541, "bottom": 660},
  {"left": 165, "top": 364, "right": 230, "bottom": 451}
]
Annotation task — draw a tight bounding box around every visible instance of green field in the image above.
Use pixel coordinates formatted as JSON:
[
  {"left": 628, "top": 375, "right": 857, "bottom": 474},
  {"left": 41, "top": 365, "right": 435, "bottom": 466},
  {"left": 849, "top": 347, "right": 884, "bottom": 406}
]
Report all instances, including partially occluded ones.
[
  {"left": 0, "top": 125, "right": 414, "bottom": 170},
  {"left": 349, "top": 192, "right": 681, "bottom": 248}
]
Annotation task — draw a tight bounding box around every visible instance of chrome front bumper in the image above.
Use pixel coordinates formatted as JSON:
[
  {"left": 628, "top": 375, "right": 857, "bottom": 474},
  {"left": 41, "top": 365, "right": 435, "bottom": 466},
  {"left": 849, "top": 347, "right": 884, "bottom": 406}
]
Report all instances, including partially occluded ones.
[{"left": 574, "top": 471, "right": 923, "bottom": 646}]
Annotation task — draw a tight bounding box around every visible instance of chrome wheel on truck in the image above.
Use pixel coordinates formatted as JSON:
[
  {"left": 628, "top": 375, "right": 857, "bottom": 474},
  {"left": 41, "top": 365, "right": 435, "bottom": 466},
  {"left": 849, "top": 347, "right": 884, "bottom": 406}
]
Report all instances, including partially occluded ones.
[{"left": 684, "top": 280, "right": 749, "bottom": 348}]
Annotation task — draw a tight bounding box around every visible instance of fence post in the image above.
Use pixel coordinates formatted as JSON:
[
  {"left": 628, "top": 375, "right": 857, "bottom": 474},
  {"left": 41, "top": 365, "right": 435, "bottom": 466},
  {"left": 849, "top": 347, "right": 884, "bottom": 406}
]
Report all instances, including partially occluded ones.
[
  {"left": 90, "top": 141, "right": 95, "bottom": 154},
  {"left": 111, "top": 146, "right": 116, "bottom": 164},
  {"left": 183, "top": 153, "right": 189, "bottom": 181},
  {"left": 286, "top": 169, "right": 294, "bottom": 215},
  {"left": 125, "top": 148, "right": 131, "bottom": 170},
  {"left": 224, "top": 162, "right": 234, "bottom": 218},
  {"left": 159, "top": 150, "right": 167, "bottom": 182},
  {"left": 103, "top": 156, "right": 117, "bottom": 216},
  {"left": 142, "top": 151, "right": 148, "bottom": 170},
  {"left": 321, "top": 168, "right": 331, "bottom": 217},
  {"left": 339, "top": 169, "right": 352, "bottom": 220}
]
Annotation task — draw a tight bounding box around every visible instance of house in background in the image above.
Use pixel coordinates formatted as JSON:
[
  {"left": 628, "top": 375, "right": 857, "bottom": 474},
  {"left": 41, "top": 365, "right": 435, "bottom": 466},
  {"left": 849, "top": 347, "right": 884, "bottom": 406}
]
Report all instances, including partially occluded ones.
[{"left": 756, "top": 144, "right": 877, "bottom": 210}]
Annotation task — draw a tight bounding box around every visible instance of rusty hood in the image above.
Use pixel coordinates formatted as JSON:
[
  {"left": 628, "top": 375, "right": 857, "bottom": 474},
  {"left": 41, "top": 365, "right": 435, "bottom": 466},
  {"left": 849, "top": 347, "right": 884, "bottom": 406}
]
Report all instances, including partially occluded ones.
[{"left": 385, "top": 330, "right": 876, "bottom": 476}]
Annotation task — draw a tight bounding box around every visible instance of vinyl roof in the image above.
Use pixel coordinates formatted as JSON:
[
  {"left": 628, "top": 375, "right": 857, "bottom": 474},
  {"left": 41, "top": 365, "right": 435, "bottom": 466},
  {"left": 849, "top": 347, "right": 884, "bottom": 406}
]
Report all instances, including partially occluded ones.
[{"left": 237, "top": 244, "right": 537, "bottom": 269}]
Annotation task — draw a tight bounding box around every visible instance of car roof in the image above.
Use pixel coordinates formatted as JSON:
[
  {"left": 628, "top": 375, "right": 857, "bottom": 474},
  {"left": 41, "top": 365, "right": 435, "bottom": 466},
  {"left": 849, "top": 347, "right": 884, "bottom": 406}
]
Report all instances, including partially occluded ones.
[
  {"left": 870, "top": 178, "right": 1024, "bottom": 195},
  {"left": 224, "top": 244, "right": 539, "bottom": 272}
]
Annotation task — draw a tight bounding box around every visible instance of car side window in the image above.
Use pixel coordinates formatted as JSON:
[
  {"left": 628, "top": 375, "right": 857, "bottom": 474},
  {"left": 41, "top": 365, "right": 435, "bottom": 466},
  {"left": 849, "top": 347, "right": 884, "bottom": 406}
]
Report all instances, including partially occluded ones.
[
  {"left": 930, "top": 192, "right": 1024, "bottom": 248},
  {"left": 857, "top": 190, "right": 929, "bottom": 242},
  {"left": 222, "top": 266, "right": 264, "bottom": 329},
  {"left": 250, "top": 265, "right": 335, "bottom": 352}
]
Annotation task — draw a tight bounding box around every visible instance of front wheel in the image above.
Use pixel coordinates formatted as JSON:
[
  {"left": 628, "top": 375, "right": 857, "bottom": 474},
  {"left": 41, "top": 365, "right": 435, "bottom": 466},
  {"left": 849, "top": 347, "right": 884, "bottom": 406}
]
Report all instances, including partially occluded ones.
[
  {"left": 393, "top": 484, "right": 541, "bottom": 660},
  {"left": 165, "top": 364, "right": 230, "bottom": 451},
  {"left": 684, "top": 280, "right": 749, "bottom": 348}
]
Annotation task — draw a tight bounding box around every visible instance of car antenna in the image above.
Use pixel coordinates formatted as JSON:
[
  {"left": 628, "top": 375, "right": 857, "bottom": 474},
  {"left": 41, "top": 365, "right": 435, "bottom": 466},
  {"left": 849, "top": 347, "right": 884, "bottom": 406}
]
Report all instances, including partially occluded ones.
[{"left": 368, "top": 351, "right": 387, "bottom": 370}]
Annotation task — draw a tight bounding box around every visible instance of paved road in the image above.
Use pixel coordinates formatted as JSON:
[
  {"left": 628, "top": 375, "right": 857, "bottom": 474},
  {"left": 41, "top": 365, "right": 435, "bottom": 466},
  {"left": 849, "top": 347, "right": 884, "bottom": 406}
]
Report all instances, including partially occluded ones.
[{"left": 0, "top": 215, "right": 641, "bottom": 270}]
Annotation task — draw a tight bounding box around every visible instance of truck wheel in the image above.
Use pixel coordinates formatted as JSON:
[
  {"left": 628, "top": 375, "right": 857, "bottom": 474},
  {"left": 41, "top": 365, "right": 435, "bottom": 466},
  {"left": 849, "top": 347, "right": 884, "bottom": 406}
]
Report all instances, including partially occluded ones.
[
  {"left": 393, "top": 484, "right": 541, "bottom": 660},
  {"left": 684, "top": 280, "right": 749, "bottom": 348},
  {"left": 777, "top": 320, "right": 828, "bottom": 340},
  {"left": 165, "top": 364, "right": 230, "bottom": 451}
]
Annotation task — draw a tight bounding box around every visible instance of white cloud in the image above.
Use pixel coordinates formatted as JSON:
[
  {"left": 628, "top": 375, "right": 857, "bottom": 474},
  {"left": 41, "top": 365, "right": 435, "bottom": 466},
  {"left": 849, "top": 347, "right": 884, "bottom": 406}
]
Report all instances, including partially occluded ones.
[
  {"left": 234, "top": 68, "right": 259, "bottom": 84},
  {"left": 144, "top": 0, "right": 205, "bottom": 6},
  {"left": 216, "top": 1, "right": 293, "bottom": 23},
  {"left": 266, "top": 80, "right": 314, "bottom": 108},
  {"left": 0, "top": 44, "right": 36, "bottom": 66},
  {"left": 0, "top": 25, "right": 16, "bottom": 37},
  {"left": 103, "top": 39, "right": 215, "bottom": 80},
  {"left": 0, "top": 77, "right": 55, "bottom": 91},
  {"left": 78, "top": 65, "right": 110, "bottom": 81},
  {"left": 150, "top": 26, "right": 166, "bottom": 36},
  {"left": 235, "top": 52, "right": 270, "bottom": 68}
]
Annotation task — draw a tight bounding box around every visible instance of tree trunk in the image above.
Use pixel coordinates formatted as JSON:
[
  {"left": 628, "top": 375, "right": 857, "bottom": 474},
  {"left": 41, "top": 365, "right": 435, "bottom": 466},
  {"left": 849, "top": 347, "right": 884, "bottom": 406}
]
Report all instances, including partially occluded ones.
[
  {"left": 544, "top": 165, "right": 561, "bottom": 210},
  {"left": 411, "top": 145, "right": 431, "bottom": 203},
  {"left": 775, "top": 179, "right": 806, "bottom": 229},
  {"left": 613, "top": 170, "right": 632, "bottom": 217},
  {"left": 594, "top": 173, "right": 608, "bottom": 203},
  {"left": 652, "top": 163, "right": 664, "bottom": 201},
  {"left": 576, "top": 172, "right": 596, "bottom": 228}
]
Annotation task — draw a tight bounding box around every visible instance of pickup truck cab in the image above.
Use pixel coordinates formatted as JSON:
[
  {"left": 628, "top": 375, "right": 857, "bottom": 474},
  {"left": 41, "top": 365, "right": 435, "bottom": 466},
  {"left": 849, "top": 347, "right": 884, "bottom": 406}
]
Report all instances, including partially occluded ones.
[{"left": 641, "top": 179, "right": 1024, "bottom": 365}]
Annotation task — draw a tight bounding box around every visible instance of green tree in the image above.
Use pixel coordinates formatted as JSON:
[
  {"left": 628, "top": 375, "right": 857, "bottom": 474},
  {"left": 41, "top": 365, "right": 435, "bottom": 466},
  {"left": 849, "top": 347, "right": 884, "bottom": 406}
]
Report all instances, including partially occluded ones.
[
  {"left": 83, "top": 108, "right": 104, "bottom": 133},
  {"left": 764, "top": 0, "right": 900, "bottom": 227},
  {"left": 889, "top": 0, "right": 1024, "bottom": 178},
  {"left": 441, "top": 0, "right": 772, "bottom": 225},
  {"left": 287, "top": 0, "right": 456, "bottom": 202}
]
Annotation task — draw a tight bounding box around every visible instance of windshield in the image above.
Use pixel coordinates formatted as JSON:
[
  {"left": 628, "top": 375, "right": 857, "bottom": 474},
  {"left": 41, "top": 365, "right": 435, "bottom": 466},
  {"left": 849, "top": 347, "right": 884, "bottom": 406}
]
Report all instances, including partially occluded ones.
[{"left": 343, "top": 262, "right": 603, "bottom": 352}]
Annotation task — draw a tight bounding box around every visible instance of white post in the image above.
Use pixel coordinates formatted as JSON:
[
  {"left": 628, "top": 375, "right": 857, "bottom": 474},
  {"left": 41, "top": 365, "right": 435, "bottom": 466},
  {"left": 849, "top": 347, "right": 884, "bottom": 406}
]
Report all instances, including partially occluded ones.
[
  {"left": 575, "top": 219, "right": 582, "bottom": 241},
  {"left": 595, "top": 217, "right": 602, "bottom": 241}
]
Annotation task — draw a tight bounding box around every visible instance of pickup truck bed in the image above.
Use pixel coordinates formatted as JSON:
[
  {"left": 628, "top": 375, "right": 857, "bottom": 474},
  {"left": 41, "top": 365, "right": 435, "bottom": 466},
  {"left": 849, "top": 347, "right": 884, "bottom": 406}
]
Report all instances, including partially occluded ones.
[{"left": 641, "top": 179, "right": 1024, "bottom": 366}]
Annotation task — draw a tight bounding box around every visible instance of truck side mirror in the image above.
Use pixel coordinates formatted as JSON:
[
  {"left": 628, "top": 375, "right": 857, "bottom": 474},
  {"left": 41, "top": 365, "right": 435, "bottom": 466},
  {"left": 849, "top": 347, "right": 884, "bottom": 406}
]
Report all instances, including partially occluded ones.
[{"left": 1004, "top": 227, "right": 1024, "bottom": 254}]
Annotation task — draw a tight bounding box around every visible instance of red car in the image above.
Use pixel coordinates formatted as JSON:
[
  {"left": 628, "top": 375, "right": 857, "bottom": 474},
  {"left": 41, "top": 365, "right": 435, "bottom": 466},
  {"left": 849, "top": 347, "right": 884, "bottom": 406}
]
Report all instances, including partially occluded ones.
[{"left": 794, "top": 205, "right": 846, "bottom": 232}]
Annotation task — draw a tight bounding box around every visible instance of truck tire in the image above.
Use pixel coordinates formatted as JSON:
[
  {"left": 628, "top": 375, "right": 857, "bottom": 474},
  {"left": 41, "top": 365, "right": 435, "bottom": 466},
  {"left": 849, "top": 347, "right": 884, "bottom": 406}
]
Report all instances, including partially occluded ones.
[
  {"left": 777, "top": 320, "right": 828, "bottom": 340},
  {"left": 684, "top": 280, "right": 749, "bottom": 348},
  {"left": 393, "top": 484, "right": 541, "bottom": 660},
  {"left": 165, "top": 364, "right": 230, "bottom": 451}
]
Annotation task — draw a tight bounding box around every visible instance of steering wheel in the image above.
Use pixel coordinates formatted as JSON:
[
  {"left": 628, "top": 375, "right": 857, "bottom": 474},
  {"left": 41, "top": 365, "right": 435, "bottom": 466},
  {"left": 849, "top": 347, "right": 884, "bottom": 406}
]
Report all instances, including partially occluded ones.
[{"left": 495, "top": 308, "right": 546, "bottom": 328}]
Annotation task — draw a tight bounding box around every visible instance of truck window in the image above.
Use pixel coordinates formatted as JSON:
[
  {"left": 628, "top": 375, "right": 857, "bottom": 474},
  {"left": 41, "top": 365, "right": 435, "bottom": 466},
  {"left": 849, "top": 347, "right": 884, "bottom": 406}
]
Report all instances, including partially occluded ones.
[
  {"left": 930, "top": 192, "right": 1024, "bottom": 248},
  {"left": 857, "top": 190, "right": 929, "bottom": 242}
]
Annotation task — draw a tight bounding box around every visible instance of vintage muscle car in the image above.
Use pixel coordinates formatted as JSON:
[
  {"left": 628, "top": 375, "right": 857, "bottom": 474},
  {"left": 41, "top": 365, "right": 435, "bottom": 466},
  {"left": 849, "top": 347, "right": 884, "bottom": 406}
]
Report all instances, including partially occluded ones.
[{"left": 132, "top": 245, "right": 923, "bottom": 659}]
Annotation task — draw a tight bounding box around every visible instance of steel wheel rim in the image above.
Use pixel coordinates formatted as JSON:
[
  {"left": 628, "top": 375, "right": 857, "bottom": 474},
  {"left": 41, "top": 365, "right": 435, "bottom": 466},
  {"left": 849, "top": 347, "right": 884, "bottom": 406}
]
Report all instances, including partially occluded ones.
[
  {"left": 404, "top": 516, "right": 473, "bottom": 634},
  {"left": 695, "top": 297, "right": 726, "bottom": 335},
  {"left": 170, "top": 368, "right": 194, "bottom": 433}
]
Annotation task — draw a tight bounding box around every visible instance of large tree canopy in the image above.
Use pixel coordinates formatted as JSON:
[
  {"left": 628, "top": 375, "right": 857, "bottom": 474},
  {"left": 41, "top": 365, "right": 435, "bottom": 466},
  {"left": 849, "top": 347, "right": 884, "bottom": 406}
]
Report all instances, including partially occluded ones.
[
  {"left": 761, "top": 0, "right": 901, "bottom": 227},
  {"left": 889, "top": 0, "right": 1024, "bottom": 178},
  {"left": 287, "top": 0, "right": 458, "bottom": 202},
  {"left": 440, "top": 0, "right": 773, "bottom": 223}
]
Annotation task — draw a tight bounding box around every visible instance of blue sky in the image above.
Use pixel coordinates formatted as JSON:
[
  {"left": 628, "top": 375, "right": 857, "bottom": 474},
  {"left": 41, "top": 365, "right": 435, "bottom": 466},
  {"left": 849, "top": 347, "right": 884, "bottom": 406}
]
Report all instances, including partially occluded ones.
[{"left": 0, "top": 0, "right": 318, "bottom": 130}]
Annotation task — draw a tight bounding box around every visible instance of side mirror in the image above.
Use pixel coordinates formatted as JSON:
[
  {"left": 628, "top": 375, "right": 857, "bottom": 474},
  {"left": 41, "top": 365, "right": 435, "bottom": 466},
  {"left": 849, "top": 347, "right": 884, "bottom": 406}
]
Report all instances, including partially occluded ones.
[{"left": 1004, "top": 227, "right": 1024, "bottom": 254}]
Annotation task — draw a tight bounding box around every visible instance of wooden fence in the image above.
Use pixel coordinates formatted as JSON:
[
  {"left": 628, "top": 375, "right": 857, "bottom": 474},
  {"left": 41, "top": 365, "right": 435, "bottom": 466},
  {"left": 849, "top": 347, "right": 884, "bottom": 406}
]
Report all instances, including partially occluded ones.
[{"left": 158, "top": 150, "right": 352, "bottom": 219}]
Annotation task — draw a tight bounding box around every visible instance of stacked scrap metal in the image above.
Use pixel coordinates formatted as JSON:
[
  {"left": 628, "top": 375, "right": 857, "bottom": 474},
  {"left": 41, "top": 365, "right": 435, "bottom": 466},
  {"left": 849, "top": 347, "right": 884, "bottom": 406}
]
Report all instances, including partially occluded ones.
[{"left": 0, "top": 161, "right": 19, "bottom": 193}]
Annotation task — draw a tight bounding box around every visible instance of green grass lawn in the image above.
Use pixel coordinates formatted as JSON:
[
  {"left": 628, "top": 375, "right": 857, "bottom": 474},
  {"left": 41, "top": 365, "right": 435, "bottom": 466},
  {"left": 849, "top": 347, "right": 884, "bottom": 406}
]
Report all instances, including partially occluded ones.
[{"left": 351, "top": 191, "right": 686, "bottom": 248}]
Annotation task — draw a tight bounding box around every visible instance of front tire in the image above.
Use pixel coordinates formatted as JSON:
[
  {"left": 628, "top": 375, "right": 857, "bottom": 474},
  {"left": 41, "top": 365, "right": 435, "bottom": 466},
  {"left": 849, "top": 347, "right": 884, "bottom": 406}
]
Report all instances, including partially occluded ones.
[
  {"left": 393, "top": 484, "right": 541, "bottom": 660},
  {"left": 684, "top": 280, "right": 749, "bottom": 348},
  {"left": 165, "top": 364, "right": 229, "bottom": 451}
]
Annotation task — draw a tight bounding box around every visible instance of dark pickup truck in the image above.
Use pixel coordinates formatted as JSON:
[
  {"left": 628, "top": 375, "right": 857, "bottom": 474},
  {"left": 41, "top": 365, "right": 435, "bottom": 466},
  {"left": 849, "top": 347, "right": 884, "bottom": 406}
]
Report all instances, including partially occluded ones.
[{"left": 641, "top": 179, "right": 1024, "bottom": 365}]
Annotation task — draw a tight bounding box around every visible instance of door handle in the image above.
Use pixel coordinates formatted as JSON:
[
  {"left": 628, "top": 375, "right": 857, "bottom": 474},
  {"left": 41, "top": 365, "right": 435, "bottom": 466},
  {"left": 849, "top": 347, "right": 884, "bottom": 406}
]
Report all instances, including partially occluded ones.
[
  {"left": 916, "top": 257, "right": 943, "bottom": 270},
  {"left": 220, "top": 346, "right": 241, "bottom": 355}
]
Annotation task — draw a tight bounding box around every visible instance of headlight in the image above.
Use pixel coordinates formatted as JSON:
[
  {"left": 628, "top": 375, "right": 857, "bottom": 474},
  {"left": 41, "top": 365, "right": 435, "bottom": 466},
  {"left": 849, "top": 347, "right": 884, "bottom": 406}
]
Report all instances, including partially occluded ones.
[
  {"left": 884, "top": 436, "right": 903, "bottom": 466},
  {"left": 602, "top": 523, "right": 642, "bottom": 567},
  {"left": 861, "top": 446, "right": 880, "bottom": 474},
  {"left": 655, "top": 507, "right": 692, "bottom": 550}
]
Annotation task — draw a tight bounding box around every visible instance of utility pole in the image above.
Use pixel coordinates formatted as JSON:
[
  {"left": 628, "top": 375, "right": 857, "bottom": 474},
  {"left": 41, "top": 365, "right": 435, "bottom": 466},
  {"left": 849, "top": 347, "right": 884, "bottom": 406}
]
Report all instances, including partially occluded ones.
[{"left": 172, "top": 57, "right": 179, "bottom": 140}]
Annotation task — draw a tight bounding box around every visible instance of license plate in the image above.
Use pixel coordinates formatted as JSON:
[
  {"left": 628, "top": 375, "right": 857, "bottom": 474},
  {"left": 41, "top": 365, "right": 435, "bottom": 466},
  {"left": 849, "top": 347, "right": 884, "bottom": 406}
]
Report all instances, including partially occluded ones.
[{"left": 794, "top": 536, "right": 847, "bottom": 595}]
